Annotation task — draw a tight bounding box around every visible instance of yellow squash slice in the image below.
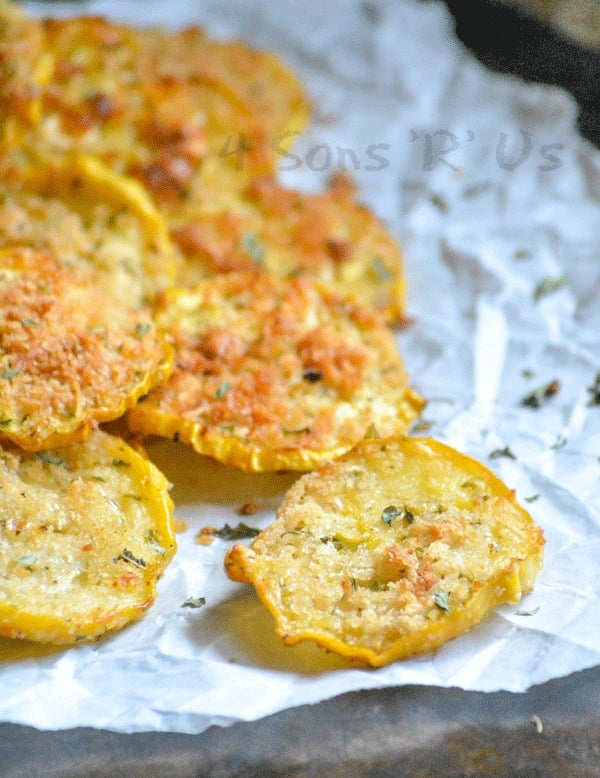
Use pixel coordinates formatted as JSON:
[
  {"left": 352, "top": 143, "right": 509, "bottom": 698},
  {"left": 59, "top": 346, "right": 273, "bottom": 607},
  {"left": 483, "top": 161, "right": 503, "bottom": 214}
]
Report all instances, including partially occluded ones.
[
  {"left": 172, "top": 173, "right": 407, "bottom": 324},
  {"left": 0, "top": 429, "right": 176, "bottom": 644},
  {"left": 225, "top": 436, "right": 545, "bottom": 666},
  {"left": 0, "top": 4, "right": 406, "bottom": 322},
  {"left": 0, "top": 247, "right": 173, "bottom": 450},
  {"left": 0, "top": 5, "right": 309, "bottom": 183},
  {"left": 127, "top": 272, "right": 423, "bottom": 472},
  {"left": 0, "top": 0, "right": 53, "bottom": 130},
  {"left": 0, "top": 153, "right": 177, "bottom": 307}
]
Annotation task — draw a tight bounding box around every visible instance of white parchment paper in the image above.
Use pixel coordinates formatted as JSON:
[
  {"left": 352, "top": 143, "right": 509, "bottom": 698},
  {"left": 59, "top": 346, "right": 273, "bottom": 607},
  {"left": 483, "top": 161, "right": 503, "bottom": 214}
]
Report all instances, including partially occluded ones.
[{"left": 1, "top": 0, "right": 599, "bottom": 734}]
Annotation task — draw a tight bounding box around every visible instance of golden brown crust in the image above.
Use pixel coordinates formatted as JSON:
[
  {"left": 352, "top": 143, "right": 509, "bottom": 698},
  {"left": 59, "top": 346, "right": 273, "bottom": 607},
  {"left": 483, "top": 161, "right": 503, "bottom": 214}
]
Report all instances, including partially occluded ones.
[
  {"left": 225, "top": 436, "right": 545, "bottom": 665},
  {"left": 0, "top": 154, "right": 177, "bottom": 307},
  {"left": 0, "top": 5, "right": 406, "bottom": 321},
  {"left": 171, "top": 174, "right": 407, "bottom": 322},
  {"left": 127, "top": 272, "right": 423, "bottom": 471},
  {"left": 0, "top": 247, "right": 173, "bottom": 450}
]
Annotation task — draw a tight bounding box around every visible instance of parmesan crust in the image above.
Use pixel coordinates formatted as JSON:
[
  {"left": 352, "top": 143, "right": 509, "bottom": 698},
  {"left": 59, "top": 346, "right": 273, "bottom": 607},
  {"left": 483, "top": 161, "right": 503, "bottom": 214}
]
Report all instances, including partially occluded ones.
[
  {"left": 0, "top": 4, "right": 406, "bottom": 322},
  {"left": 0, "top": 429, "right": 176, "bottom": 644},
  {"left": 0, "top": 247, "right": 173, "bottom": 450},
  {"left": 225, "top": 437, "right": 545, "bottom": 666},
  {"left": 0, "top": 154, "right": 177, "bottom": 307},
  {"left": 127, "top": 272, "right": 423, "bottom": 472},
  {"left": 171, "top": 173, "right": 407, "bottom": 323}
]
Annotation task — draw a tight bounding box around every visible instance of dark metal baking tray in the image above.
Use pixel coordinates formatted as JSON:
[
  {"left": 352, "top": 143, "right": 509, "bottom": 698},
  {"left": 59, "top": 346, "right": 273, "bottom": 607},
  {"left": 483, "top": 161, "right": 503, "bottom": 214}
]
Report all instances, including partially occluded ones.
[{"left": 1, "top": 664, "right": 599, "bottom": 777}]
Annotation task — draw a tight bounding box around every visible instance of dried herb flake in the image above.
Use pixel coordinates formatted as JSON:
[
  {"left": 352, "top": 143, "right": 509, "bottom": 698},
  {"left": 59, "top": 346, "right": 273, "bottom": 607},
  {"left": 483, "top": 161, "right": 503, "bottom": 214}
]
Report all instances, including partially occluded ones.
[
  {"left": 214, "top": 381, "right": 230, "bottom": 399},
  {"left": 1, "top": 368, "right": 20, "bottom": 381},
  {"left": 433, "top": 591, "right": 451, "bottom": 613},
  {"left": 489, "top": 446, "right": 516, "bottom": 460},
  {"left": 214, "top": 522, "right": 260, "bottom": 540},
  {"left": 116, "top": 548, "right": 146, "bottom": 569},
  {"left": 36, "top": 452, "right": 67, "bottom": 467},
  {"left": 182, "top": 596, "right": 206, "bottom": 609},
  {"left": 18, "top": 553, "right": 37, "bottom": 567},
  {"left": 521, "top": 379, "right": 560, "bottom": 409},
  {"left": 373, "top": 257, "right": 393, "bottom": 282},
  {"left": 134, "top": 322, "right": 152, "bottom": 338},
  {"left": 242, "top": 233, "right": 265, "bottom": 263},
  {"left": 587, "top": 372, "right": 600, "bottom": 407},
  {"left": 533, "top": 275, "right": 569, "bottom": 301},
  {"left": 381, "top": 505, "right": 414, "bottom": 525}
]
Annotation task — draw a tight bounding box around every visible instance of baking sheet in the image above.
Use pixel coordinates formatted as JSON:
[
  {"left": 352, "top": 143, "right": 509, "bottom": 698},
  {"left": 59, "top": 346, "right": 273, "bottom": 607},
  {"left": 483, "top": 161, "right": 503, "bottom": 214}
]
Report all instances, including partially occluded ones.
[{"left": 1, "top": 0, "right": 599, "bottom": 735}]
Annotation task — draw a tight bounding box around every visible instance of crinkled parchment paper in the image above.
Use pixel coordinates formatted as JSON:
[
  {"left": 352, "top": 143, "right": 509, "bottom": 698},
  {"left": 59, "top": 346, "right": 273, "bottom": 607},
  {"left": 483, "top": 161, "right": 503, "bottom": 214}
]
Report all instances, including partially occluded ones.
[{"left": 1, "top": 0, "right": 599, "bottom": 735}]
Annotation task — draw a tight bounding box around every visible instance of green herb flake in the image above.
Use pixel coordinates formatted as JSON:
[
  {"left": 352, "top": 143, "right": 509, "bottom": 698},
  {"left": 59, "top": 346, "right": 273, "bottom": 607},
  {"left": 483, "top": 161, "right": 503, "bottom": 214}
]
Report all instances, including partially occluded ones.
[
  {"left": 320, "top": 535, "right": 343, "bottom": 550},
  {"left": 214, "top": 381, "right": 230, "bottom": 399},
  {"left": 282, "top": 426, "right": 311, "bottom": 436},
  {"left": 433, "top": 591, "right": 451, "bottom": 613},
  {"left": 429, "top": 193, "right": 449, "bottom": 213},
  {"left": 524, "top": 494, "right": 540, "bottom": 503},
  {"left": 116, "top": 548, "right": 146, "bottom": 569},
  {"left": 516, "top": 606, "right": 540, "bottom": 617},
  {"left": 587, "top": 372, "right": 600, "bottom": 407},
  {"left": 0, "top": 418, "right": 12, "bottom": 428},
  {"left": 242, "top": 233, "right": 265, "bottom": 263},
  {"left": 145, "top": 529, "right": 166, "bottom": 555},
  {"left": 363, "top": 422, "right": 379, "bottom": 440},
  {"left": 214, "top": 522, "right": 260, "bottom": 540},
  {"left": 411, "top": 418, "right": 434, "bottom": 433},
  {"left": 1, "top": 368, "right": 21, "bottom": 381},
  {"left": 182, "top": 596, "right": 206, "bottom": 609},
  {"left": 112, "top": 458, "right": 131, "bottom": 467},
  {"left": 373, "top": 257, "right": 393, "bottom": 282},
  {"left": 514, "top": 249, "right": 532, "bottom": 261},
  {"left": 17, "top": 553, "right": 37, "bottom": 567},
  {"left": 382, "top": 505, "right": 401, "bottom": 525},
  {"left": 381, "top": 505, "right": 414, "bottom": 525},
  {"left": 36, "top": 451, "right": 67, "bottom": 467},
  {"left": 134, "top": 322, "right": 152, "bottom": 339},
  {"left": 533, "top": 275, "right": 569, "bottom": 301},
  {"left": 521, "top": 379, "right": 560, "bottom": 409},
  {"left": 20, "top": 318, "right": 40, "bottom": 327},
  {"left": 489, "top": 446, "right": 516, "bottom": 460}
]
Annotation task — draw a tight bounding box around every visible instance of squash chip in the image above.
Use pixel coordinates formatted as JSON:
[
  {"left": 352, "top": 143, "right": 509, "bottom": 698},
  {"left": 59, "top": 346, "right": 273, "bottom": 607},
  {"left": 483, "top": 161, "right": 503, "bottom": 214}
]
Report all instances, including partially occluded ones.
[
  {"left": 0, "top": 429, "right": 176, "bottom": 644},
  {"left": 0, "top": 5, "right": 308, "bottom": 182},
  {"left": 0, "top": 4, "right": 406, "bottom": 322},
  {"left": 172, "top": 173, "right": 407, "bottom": 323},
  {"left": 225, "top": 436, "right": 545, "bottom": 666},
  {"left": 0, "top": 154, "right": 177, "bottom": 306},
  {"left": 0, "top": 247, "right": 173, "bottom": 450},
  {"left": 127, "top": 272, "right": 423, "bottom": 472}
]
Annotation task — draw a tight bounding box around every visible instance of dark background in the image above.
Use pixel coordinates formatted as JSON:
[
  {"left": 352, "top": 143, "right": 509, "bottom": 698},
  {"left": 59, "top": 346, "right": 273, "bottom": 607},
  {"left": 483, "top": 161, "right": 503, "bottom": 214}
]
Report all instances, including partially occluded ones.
[{"left": 443, "top": 0, "right": 600, "bottom": 146}]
